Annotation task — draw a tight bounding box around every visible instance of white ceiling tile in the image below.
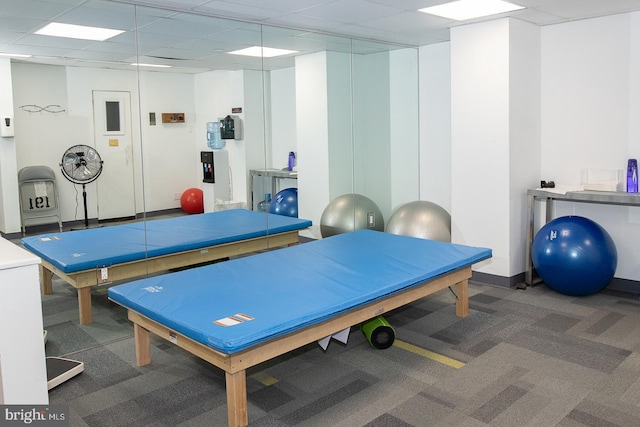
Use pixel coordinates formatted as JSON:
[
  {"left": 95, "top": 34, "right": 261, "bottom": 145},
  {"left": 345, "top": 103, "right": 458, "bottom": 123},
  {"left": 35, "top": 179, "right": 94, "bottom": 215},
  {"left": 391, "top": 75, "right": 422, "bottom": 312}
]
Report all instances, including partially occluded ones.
[
  {"left": 192, "top": 0, "right": 287, "bottom": 20},
  {"left": 533, "top": 0, "right": 640, "bottom": 19},
  {"left": 215, "top": 0, "right": 335, "bottom": 13},
  {"left": 295, "top": 0, "right": 402, "bottom": 24},
  {"left": 0, "top": 16, "right": 48, "bottom": 33},
  {"left": 4, "top": 0, "right": 640, "bottom": 73}
]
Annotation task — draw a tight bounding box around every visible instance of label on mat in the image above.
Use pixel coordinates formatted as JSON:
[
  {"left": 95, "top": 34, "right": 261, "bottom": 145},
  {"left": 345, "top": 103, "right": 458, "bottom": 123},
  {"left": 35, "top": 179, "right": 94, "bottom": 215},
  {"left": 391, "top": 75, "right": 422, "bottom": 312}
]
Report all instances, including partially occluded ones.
[{"left": 214, "top": 313, "right": 254, "bottom": 327}]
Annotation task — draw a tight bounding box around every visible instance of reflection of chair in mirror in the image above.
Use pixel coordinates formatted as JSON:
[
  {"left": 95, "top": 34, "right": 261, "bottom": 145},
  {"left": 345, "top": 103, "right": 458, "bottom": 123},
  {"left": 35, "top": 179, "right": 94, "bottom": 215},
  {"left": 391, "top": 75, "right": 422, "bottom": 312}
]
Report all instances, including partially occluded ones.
[{"left": 18, "top": 165, "right": 62, "bottom": 235}]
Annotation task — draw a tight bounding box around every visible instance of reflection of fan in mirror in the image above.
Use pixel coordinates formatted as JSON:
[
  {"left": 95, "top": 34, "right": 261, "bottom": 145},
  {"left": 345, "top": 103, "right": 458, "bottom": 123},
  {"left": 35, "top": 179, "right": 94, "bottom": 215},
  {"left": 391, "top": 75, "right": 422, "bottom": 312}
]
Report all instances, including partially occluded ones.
[{"left": 59, "top": 145, "right": 104, "bottom": 228}]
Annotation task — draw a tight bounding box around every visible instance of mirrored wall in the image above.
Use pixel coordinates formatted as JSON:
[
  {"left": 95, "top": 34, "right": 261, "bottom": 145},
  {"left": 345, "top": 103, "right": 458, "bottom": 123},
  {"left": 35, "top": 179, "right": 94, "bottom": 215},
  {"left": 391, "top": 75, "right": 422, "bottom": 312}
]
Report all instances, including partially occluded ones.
[{"left": 10, "top": 0, "right": 419, "bottom": 251}]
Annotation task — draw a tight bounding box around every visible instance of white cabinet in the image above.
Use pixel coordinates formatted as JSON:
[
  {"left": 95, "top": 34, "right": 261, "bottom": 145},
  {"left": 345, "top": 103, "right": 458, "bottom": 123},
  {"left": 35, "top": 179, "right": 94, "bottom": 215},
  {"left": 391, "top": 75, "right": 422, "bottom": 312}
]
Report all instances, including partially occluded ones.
[{"left": 0, "top": 237, "right": 48, "bottom": 404}]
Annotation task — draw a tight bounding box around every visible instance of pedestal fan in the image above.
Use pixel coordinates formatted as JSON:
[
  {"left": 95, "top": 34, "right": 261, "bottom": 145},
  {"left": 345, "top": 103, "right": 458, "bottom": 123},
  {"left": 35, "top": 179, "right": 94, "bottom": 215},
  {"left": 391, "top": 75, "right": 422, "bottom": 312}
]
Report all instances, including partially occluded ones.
[{"left": 60, "top": 144, "right": 104, "bottom": 228}]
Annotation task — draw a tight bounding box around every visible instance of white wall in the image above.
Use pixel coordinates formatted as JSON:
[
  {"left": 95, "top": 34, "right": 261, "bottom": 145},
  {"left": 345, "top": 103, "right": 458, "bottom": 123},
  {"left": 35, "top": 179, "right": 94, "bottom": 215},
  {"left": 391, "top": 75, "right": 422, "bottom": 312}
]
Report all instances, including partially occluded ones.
[
  {"left": 353, "top": 52, "right": 391, "bottom": 221},
  {"left": 271, "top": 67, "right": 297, "bottom": 170},
  {"left": 351, "top": 49, "right": 420, "bottom": 223},
  {"left": 12, "top": 63, "right": 98, "bottom": 226},
  {"left": 451, "top": 20, "right": 512, "bottom": 276},
  {"left": 0, "top": 58, "right": 19, "bottom": 233},
  {"left": 541, "top": 12, "right": 640, "bottom": 281},
  {"left": 137, "top": 71, "right": 196, "bottom": 213},
  {"left": 509, "top": 19, "right": 541, "bottom": 276},
  {"left": 240, "top": 69, "right": 268, "bottom": 203},
  {"left": 419, "top": 43, "right": 451, "bottom": 213},
  {"left": 450, "top": 18, "right": 540, "bottom": 281},
  {"left": 295, "top": 52, "right": 332, "bottom": 238},
  {"left": 326, "top": 52, "right": 356, "bottom": 203},
  {"left": 541, "top": 15, "right": 630, "bottom": 185},
  {"left": 390, "top": 49, "right": 420, "bottom": 213}
]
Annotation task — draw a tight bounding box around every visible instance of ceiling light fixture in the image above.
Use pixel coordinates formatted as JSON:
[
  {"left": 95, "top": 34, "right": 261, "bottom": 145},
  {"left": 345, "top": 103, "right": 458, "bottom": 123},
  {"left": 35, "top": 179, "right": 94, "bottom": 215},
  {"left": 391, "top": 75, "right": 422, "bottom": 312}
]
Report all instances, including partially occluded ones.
[
  {"left": 131, "top": 63, "right": 172, "bottom": 68},
  {"left": 35, "top": 22, "right": 124, "bottom": 41},
  {"left": 229, "top": 46, "right": 298, "bottom": 58},
  {"left": 0, "top": 53, "right": 32, "bottom": 58},
  {"left": 419, "top": 0, "right": 525, "bottom": 21}
]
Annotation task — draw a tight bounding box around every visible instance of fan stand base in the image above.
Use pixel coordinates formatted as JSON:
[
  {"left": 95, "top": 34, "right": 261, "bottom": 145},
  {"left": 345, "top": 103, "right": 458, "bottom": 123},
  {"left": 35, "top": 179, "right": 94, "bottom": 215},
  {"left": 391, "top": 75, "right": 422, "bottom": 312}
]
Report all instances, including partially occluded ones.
[{"left": 70, "top": 183, "right": 103, "bottom": 230}]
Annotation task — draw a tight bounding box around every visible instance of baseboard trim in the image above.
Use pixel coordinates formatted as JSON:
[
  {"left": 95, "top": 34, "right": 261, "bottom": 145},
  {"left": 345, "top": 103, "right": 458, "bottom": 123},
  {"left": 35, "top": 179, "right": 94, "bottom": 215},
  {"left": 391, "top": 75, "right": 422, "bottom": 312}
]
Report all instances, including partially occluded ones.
[
  {"left": 471, "top": 270, "right": 640, "bottom": 296},
  {"left": 2, "top": 208, "right": 185, "bottom": 240}
]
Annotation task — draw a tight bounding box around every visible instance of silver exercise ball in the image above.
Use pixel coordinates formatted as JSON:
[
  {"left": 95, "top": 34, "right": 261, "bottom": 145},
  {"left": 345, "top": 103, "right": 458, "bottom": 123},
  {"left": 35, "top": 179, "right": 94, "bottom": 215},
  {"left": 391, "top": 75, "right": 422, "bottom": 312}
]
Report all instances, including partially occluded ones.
[
  {"left": 386, "top": 201, "right": 451, "bottom": 242},
  {"left": 320, "top": 194, "right": 384, "bottom": 238}
]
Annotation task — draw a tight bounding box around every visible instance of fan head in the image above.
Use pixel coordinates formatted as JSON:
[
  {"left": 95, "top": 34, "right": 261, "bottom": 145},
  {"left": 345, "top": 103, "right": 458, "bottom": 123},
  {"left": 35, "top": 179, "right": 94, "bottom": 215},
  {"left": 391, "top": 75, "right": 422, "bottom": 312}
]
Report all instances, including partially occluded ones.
[{"left": 60, "top": 144, "right": 103, "bottom": 184}]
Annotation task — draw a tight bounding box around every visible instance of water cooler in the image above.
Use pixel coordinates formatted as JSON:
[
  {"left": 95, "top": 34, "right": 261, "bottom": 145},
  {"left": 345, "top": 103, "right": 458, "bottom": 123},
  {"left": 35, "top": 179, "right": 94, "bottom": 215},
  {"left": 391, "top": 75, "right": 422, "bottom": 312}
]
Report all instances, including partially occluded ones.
[{"left": 201, "top": 150, "right": 230, "bottom": 212}]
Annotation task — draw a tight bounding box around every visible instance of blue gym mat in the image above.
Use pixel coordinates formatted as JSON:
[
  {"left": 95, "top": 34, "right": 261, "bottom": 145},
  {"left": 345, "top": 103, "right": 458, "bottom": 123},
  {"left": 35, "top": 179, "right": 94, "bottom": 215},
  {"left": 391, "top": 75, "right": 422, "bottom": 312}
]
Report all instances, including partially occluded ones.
[
  {"left": 22, "top": 209, "right": 312, "bottom": 273},
  {"left": 108, "top": 230, "right": 491, "bottom": 354}
]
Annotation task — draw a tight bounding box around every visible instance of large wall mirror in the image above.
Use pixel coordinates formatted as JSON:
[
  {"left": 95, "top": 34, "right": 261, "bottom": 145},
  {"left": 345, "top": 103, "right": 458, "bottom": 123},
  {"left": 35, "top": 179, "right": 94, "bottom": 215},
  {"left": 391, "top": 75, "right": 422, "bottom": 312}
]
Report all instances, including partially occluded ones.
[{"left": 8, "top": 0, "right": 419, "bottom": 251}]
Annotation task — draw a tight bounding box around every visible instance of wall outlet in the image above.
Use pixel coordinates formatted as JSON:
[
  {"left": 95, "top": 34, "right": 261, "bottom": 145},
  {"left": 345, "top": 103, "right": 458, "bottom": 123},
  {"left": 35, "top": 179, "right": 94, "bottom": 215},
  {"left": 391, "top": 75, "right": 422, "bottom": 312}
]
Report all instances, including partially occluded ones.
[{"left": 367, "top": 212, "right": 375, "bottom": 227}]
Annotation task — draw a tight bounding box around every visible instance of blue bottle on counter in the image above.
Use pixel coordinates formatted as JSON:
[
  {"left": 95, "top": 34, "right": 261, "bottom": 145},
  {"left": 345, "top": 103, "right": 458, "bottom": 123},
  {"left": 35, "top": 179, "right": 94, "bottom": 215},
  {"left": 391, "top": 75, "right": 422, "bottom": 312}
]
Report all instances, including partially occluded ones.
[
  {"left": 288, "top": 151, "right": 296, "bottom": 171},
  {"left": 627, "top": 159, "right": 638, "bottom": 193}
]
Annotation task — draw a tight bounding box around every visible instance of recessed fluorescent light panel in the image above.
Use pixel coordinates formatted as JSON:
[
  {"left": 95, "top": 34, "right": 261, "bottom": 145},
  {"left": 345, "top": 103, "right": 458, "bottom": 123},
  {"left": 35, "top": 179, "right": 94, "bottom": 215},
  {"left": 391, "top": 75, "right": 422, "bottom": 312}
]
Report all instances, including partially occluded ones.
[
  {"left": 419, "top": 0, "right": 524, "bottom": 21},
  {"left": 229, "top": 46, "right": 298, "bottom": 58},
  {"left": 0, "top": 53, "right": 32, "bottom": 58},
  {"left": 131, "top": 63, "right": 172, "bottom": 68},
  {"left": 35, "top": 22, "right": 124, "bottom": 41}
]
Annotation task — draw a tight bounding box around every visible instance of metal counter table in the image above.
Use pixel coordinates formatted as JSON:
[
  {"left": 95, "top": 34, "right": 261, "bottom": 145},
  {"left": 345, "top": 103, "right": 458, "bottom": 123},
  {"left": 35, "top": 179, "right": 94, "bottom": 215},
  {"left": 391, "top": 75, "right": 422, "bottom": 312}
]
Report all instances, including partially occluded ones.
[
  {"left": 249, "top": 169, "right": 297, "bottom": 210},
  {"left": 525, "top": 189, "right": 640, "bottom": 285}
]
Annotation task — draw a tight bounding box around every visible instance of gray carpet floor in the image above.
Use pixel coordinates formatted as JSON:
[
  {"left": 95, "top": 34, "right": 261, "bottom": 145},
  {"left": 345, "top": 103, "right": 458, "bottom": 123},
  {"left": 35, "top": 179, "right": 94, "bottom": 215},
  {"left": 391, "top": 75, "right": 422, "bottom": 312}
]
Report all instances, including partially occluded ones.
[{"left": 42, "top": 271, "right": 640, "bottom": 426}]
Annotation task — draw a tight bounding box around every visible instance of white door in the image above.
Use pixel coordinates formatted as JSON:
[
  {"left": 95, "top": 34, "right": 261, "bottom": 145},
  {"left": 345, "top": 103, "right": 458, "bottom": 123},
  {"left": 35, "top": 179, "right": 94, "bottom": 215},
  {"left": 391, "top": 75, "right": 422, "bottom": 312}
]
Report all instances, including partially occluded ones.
[{"left": 92, "top": 91, "right": 136, "bottom": 221}]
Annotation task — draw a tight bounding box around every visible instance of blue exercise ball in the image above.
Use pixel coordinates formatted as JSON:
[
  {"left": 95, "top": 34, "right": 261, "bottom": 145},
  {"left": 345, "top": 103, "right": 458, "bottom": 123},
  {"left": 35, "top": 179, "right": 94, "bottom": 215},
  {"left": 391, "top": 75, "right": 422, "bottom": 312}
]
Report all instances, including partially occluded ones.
[
  {"left": 532, "top": 216, "right": 617, "bottom": 296},
  {"left": 269, "top": 188, "right": 298, "bottom": 217}
]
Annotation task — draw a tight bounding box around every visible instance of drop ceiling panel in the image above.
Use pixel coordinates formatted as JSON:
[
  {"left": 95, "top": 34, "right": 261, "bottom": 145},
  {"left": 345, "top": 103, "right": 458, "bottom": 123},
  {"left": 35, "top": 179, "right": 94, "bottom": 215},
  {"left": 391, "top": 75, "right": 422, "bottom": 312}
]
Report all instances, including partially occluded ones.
[
  {"left": 0, "top": 16, "right": 47, "bottom": 34},
  {"left": 5, "top": 0, "right": 640, "bottom": 73},
  {"left": 192, "top": 0, "right": 288, "bottom": 20},
  {"left": 53, "top": 6, "right": 137, "bottom": 30},
  {"left": 536, "top": 0, "right": 640, "bottom": 19},
  {"left": 213, "top": 0, "right": 334, "bottom": 13},
  {"left": 0, "top": 0, "right": 75, "bottom": 20},
  {"left": 296, "top": 0, "right": 401, "bottom": 24}
]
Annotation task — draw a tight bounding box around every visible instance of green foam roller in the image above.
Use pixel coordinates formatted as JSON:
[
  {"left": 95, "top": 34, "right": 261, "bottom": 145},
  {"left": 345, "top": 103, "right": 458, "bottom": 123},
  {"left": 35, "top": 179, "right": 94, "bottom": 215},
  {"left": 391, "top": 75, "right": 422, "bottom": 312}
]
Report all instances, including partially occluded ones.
[{"left": 361, "top": 316, "right": 395, "bottom": 349}]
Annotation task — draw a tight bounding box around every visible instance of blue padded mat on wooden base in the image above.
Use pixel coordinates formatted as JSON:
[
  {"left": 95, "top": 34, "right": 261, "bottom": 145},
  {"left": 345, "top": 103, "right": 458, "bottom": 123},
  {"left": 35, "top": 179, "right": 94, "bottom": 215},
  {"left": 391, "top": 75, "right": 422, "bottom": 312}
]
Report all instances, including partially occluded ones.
[
  {"left": 108, "top": 230, "right": 491, "bottom": 355},
  {"left": 22, "top": 209, "right": 311, "bottom": 273}
]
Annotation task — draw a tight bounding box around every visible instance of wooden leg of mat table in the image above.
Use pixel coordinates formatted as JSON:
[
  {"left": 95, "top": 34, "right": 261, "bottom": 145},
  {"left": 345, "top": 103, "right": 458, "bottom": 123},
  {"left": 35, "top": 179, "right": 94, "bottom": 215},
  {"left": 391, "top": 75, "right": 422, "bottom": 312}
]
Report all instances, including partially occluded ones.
[
  {"left": 226, "top": 370, "right": 248, "bottom": 427},
  {"left": 78, "top": 287, "right": 92, "bottom": 325},
  {"left": 455, "top": 279, "right": 469, "bottom": 318},
  {"left": 41, "top": 265, "right": 53, "bottom": 295},
  {"left": 134, "top": 323, "right": 152, "bottom": 366}
]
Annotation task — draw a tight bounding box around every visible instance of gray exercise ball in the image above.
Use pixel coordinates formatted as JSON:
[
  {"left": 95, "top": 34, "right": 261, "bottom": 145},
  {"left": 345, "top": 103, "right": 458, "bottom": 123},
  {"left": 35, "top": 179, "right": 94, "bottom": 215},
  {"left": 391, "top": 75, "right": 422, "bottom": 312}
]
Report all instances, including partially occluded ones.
[
  {"left": 320, "top": 194, "right": 384, "bottom": 238},
  {"left": 386, "top": 201, "right": 451, "bottom": 242}
]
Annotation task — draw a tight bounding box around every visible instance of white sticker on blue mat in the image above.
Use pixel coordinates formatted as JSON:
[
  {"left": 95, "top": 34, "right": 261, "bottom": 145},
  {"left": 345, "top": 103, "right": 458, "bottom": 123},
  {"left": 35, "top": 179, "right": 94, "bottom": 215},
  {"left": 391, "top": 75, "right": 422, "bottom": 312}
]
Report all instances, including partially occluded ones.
[{"left": 214, "top": 313, "right": 254, "bottom": 327}]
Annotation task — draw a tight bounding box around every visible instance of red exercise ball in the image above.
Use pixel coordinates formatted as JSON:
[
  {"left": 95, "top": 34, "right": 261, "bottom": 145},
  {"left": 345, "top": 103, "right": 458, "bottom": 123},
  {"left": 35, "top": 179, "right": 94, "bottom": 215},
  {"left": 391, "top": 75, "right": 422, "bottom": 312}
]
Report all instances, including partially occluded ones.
[{"left": 180, "top": 188, "right": 204, "bottom": 214}]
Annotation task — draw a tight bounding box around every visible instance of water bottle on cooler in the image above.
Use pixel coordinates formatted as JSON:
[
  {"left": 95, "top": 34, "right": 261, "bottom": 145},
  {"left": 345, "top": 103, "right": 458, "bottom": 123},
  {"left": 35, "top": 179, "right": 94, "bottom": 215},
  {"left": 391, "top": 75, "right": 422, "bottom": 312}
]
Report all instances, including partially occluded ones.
[{"left": 206, "top": 121, "right": 225, "bottom": 149}]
